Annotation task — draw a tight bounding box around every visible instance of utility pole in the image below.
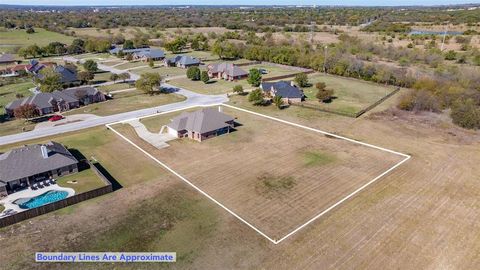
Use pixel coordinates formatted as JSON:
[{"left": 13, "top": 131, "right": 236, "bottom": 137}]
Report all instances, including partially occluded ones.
[
  {"left": 441, "top": 24, "right": 448, "bottom": 51},
  {"left": 323, "top": 45, "right": 328, "bottom": 74}
]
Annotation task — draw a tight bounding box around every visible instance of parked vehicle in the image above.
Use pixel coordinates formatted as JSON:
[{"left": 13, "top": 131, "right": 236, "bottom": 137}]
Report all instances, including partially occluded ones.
[{"left": 48, "top": 115, "right": 64, "bottom": 122}]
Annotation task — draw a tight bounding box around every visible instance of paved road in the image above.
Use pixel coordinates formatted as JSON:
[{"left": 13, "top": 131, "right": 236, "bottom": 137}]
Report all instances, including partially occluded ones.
[{"left": 0, "top": 84, "right": 228, "bottom": 146}]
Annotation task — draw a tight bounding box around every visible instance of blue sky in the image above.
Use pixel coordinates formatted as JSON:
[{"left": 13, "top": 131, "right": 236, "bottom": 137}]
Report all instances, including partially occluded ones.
[{"left": 1, "top": 0, "right": 479, "bottom": 6}]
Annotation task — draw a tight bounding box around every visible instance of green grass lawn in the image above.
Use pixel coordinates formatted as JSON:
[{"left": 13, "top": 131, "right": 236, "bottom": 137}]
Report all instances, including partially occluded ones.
[
  {"left": 246, "top": 64, "right": 300, "bottom": 79},
  {"left": 133, "top": 65, "right": 187, "bottom": 78},
  {"left": 63, "top": 90, "right": 186, "bottom": 116},
  {"left": 97, "top": 82, "right": 134, "bottom": 92},
  {"left": 56, "top": 167, "right": 107, "bottom": 194},
  {"left": 74, "top": 53, "right": 113, "bottom": 61},
  {"left": 0, "top": 28, "right": 75, "bottom": 53},
  {"left": 100, "top": 60, "right": 125, "bottom": 66},
  {"left": 114, "top": 61, "right": 151, "bottom": 70},
  {"left": 0, "top": 81, "right": 34, "bottom": 114},
  {"left": 303, "top": 73, "right": 396, "bottom": 115},
  {"left": 169, "top": 77, "right": 252, "bottom": 95},
  {"left": 92, "top": 71, "right": 113, "bottom": 84}
]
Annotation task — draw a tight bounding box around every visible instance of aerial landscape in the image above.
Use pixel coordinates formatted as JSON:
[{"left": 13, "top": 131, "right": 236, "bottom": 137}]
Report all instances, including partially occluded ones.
[{"left": 0, "top": 1, "right": 479, "bottom": 269}]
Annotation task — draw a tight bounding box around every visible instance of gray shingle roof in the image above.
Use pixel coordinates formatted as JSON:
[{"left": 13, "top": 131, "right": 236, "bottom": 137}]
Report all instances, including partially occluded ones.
[
  {"left": 261, "top": 81, "right": 304, "bottom": 99},
  {"left": 6, "top": 86, "right": 98, "bottom": 111},
  {"left": 109, "top": 46, "right": 151, "bottom": 54},
  {"left": 166, "top": 55, "right": 200, "bottom": 66},
  {"left": 167, "top": 108, "right": 234, "bottom": 134},
  {"left": 135, "top": 49, "right": 164, "bottom": 59},
  {"left": 0, "top": 141, "right": 78, "bottom": 184},
  {"left": 209, "top": 63, "right": 247, "bottom": 77},
  {"left": 0, "top": 54, "right": 15, "bottom": 63}
]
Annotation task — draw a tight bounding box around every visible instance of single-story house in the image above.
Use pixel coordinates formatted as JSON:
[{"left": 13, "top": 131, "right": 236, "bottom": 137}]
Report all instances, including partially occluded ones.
[
  {"left": 0, "top": 53, "right": 17, "bottom": 65},
  {"left": 166, "top": 107, "right": 235, "bottom": 142},
  {"left": 132, "top": 49, "right": 165, "bottom": 62},
  {"left": 0, "top": 141, "right": 79, "bottom": 196},
  {"left": 260, "top": 80, "right": 305, "bottom": 103},
  {"left": 164, "top": 55, "right": 201, "bottom": 68},
  {"left": 35, "top": 65, "right": 79, "bottom": 85},
  {"left": 5, "top": 86, "right": 105, "bottom": 117},
  {"left": 26, "top": 59, "right": 56, "bottom": 75},
  {"left": 207, "top": 63, "right": 248, "bottom": 81},
  {"left": 0, "top": 64, "right": 29, "bottom": 77},
  {"left": 109, "top": 46, "right": 151, "bottom": 55}
]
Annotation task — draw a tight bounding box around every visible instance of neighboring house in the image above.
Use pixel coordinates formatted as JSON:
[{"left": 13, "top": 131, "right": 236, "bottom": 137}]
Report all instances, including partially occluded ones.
[
  {"left": 166, "top": 107, "right": 235, "bottom": 142},
  {"left": 132, "top": 49, "right": 165, "bottom": 62},
  {"left": 164, "top": 55, "right": 201, "bottom": 68},
  {"left": 26, "top": 59, "right": 56, "bottom": 75},
  {"left": 207, "top": 63, "right": 248, "bottom": 81},
  {"left": 0, "top": 141, "right": 79, "bottom": 196},
  {"left": 109, "top": 46, "right": 151, "bottom": 55},
  {"left": 0, "top": 53, "right": 17, "bottom": 65},
  {"left": 0, "top": 64, "right": 28, "bottom": 77},
  {"left": 35, "top": 65, "right": 79, "bottom": 85},
  {"left": 260, "top": 80, "right": 305, "bottom": 103},
  {"left": 5, "top": 86, "right": 105, "bottom": 117}
]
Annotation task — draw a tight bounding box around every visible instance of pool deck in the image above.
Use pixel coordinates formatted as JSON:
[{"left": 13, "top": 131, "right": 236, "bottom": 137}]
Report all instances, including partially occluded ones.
[{"left": 0, "top": 185, "right": 75, "bottom": 217}]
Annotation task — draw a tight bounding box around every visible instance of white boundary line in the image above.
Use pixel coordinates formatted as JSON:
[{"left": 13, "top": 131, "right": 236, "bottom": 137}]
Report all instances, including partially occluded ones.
[{"left": 106, "top": 104, "right": 411, "bottom": 245}]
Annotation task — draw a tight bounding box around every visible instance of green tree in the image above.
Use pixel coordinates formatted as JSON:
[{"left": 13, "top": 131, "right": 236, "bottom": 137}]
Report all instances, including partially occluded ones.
[
  {"left": 201, "top": 71, "right": 210, "bottom": 84},
  {"left": 83, "top": 60, "right": 98, "bottom": 73},
  {"left": 164, "top": 37, "right": 187, "bottom": 53},
  {"left": 37, "top": 67, "right": 62, "bottom": 93},
  {"left": 110, "top": 73, "right": 119, "bottom": 82},
  {"left": 294, "top": 73, "right": 309, "bottom": 87},
  {"left": 247, "top": 69, "right": 262, "bottom": 87},
  {"left": 123, "top": 40, "right": 135, "bottom": 50},
  {"left": 78, "top": 71, "right": 94, "bottom": 84},
  {"left": 119, "top": 72, "right": 131, "bottom": 82},
  {"left": 444, "top": 50, "right": 457, "bottom": 60},
  {"left": 233, "top": 85, "right": 244, "bottom": 95},
  {"left": 148, "top": 58, "right": 155, "bottom": 68},
  {"left": 186, "top": 66, "right": 201, "bottom": 81},
  {"left": 248, "top": 89, "right": 264, "bottom": 106},
  {"left": 273, "top": 95, "right": 284, "bottom": 109},
  {"left": 315, "top": 82, "right": 334, "bottom": 102},
  {"left": 135, "top": 73, "right": 162, "bottom": 95}
]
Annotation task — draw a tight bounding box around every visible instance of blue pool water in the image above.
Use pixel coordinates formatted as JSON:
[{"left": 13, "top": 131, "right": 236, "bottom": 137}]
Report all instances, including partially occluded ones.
[{"left": 14, "top": 190, "right": 69, "bottom": 209}]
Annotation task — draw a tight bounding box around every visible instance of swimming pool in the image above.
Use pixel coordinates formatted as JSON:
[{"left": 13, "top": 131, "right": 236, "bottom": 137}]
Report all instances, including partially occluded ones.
[{"left": 14, "top": 190, "right": 69, "bottom": 209}]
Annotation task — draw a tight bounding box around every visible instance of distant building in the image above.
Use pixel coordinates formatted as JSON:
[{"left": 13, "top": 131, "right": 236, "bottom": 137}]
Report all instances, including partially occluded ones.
[
  {"left": 26, "top": 59, "right": 56, "bottom": 75},
  {"left": 260, "top": 81, "right": 305, "bottom": 103},
  {"left": 5, "top": 86, "right": 106, "bottom": 117},
  {"left": 166, "top": 107, "right": 235, "bottom": 142},
  {"left": 132, "top": 49, "right": 165, "bottom": 62},
  {"left": 207, "top": 63, "right": 248, "bottom": 81},
  {"left": 0, "top": 54, "right": 17, "bottom": 65},
  {"left": 0, "top": 141, "right": 79, "bottom": 196},
  {"left": 164, "top": 55, "right": 201, "bottom": 68},
  {"left": 109, "top": 46, "right": 150, "bottom": 55}
]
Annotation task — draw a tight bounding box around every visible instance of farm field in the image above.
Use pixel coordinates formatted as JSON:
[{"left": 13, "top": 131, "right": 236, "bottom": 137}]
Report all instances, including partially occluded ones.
[
  {"left": 63, "top": 90, "right": 185, "bottom": 117},
  {"left": 0, "top": 28, "right": 75, "bottom": 53},
  {"left": 303, "top": 73, "right": 397, "bottom": 116},
  {"left": 168, "top": 77, "right": 251, "bottom": 95},
  {"left": 112, "top": 106, "right": 406, "bottom": 239}
]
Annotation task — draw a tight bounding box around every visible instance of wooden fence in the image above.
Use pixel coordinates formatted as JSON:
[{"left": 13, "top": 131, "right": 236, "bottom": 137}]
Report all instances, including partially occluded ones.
[
  {"left": 291, "top": 87, "right": 402, "bottom": 118},
  {"left": 0, "top": 161, "right": 113, "bottom": 228}
]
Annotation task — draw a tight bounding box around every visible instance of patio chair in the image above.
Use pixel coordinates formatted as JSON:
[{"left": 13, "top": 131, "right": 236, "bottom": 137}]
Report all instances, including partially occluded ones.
[
  {"left": 43, "top": 180, "right": 50, "bottom": 187},
  {"left": 31, "top": 184, "right": 38, "bottom": 190},
  {"left": 51, "top": 179, "right": 57, "bottom": 185}
]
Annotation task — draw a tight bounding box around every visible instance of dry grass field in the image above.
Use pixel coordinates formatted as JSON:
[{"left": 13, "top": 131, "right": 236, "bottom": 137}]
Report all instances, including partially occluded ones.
[{"left": 112, "top": 106, "right": 406, "bottom": 240}]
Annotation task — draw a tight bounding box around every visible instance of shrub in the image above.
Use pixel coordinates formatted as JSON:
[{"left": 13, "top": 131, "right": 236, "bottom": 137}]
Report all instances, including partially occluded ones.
[
  {"left": 201, "top": 71, "right": 209, "bottom": 84},
  {"left": 450, "top": 98, "right": 480, "bottom": 129},
  {"left": 186, "top": 66, "right": 201, "bottom": 81},
  {"left": 294, "top": 73, "right": 309, "bottom": 87},
  {"left": 248, "top": 89, "right": 265, "bottom": 106},
  {"left": 233, "top": 85, "right": 244, "bottom": 95},
  {"left": 397, "top": 90, "right": 440, "bottom": 112}
]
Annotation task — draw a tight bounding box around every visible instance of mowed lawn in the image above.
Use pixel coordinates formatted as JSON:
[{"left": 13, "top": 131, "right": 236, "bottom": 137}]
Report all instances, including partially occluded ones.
[
  {"left": 114, "top": 105, "right": 405, "bottom": 239},
  {"left": 246, "top": 64, "right": 300, "bottom": 79},
  {"left": 0, "top": 28, "right": 75, "bottom": 53},
  {"left": 64, "top": 90, "right": 186, "bottom": 117},
  {"left": 303, "top": 73, "right": 397, "bottom": 115},
  {"left": 168, "top": 77, "right": 252, "bottom": 95},
  {"left": 0, "top": 82, "right": 34, "bottom": 114},
  {"left": 56, "top": 166, "right": 106, "bottom": 194},
  {"left": 133, "top": 65, "right": 187, "bottom": 79}
]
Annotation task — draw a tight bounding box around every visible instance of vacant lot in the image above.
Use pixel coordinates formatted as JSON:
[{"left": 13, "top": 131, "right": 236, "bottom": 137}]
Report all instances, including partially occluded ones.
[
  {"left": 113, "top": 106, "right": 405, "bottom": 240},
  {"left": 132, "top": 65, "right": 187, "bottom": 79},
  {"left": 169, "top": 77, "right": 251, "bottom": 95},
  {"left": 64, "top": 90, "right": 185, "bottom": 117},
  {"left": 303, "top": 73, "right": 397, "bottom": 115},
  {"left": 0, "top": 28, "right": 75, "bottom": 53}
]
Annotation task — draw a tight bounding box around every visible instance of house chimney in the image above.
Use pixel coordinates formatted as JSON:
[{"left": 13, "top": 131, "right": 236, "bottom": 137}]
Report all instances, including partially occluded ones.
[
  {"left": 218, "top": 106, "right": 223, "bottom": 113},
  {"left": 40, "top": 145, "right": 49, "bottom": 159}
]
